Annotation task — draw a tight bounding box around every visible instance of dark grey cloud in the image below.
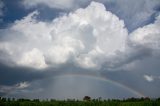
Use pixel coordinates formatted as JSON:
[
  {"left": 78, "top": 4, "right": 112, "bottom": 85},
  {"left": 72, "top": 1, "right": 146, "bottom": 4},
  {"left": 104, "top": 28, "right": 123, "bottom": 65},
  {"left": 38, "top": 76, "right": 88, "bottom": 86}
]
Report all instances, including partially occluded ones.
[{"left": 0, "top": 63, "right": 45, "bottom": 85}]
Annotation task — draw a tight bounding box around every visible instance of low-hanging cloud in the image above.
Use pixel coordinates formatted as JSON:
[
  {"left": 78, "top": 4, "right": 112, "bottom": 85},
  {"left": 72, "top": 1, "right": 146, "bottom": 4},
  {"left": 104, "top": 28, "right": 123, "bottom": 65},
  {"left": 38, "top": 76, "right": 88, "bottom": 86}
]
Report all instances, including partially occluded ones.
[{"left": 0, "top": 82, "right": 29, "bottom": 96}]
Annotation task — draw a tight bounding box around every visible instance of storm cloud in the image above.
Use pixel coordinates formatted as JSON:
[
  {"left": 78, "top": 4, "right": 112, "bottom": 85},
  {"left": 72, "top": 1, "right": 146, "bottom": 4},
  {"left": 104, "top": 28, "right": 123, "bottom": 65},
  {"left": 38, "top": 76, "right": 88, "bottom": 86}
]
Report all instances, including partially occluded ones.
[{"left": 0, "top": 0, "right": 160, "bottom": 99}]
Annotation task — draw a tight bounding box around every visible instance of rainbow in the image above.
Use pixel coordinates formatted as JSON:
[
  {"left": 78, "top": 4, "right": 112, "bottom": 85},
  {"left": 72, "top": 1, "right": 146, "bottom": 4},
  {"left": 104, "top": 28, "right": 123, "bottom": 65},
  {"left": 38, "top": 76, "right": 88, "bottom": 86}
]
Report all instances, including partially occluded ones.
[{"left": 54, "top": 71, "right": 145, "bottom": 98}]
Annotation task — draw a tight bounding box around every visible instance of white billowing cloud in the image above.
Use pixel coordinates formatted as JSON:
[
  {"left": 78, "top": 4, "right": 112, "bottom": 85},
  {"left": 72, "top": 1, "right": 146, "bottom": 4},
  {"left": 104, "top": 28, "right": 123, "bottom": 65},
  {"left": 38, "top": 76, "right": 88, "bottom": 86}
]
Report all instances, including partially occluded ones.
[
  {"left": 130, "top": 15, "right": 160, "bottom": 53},
  {"left": 144, "top": 75, "right": 154, "bottom": 82},
  {"left": 101, "top": 12, "right": 160, "bottom": 71},
  {"left": 0, "top": 2, "right": 128, "bottom": 69},
  {"left": 115, "top": 14, "right": 160, "bottom": 71}
]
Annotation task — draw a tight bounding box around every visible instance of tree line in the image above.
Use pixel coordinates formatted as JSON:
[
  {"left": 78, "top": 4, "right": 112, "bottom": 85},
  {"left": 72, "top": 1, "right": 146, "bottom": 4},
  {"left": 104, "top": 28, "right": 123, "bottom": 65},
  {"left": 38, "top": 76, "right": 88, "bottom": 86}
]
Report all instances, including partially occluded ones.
[{"left": 0, "top": 96, "right": 160, "bottom": 106}]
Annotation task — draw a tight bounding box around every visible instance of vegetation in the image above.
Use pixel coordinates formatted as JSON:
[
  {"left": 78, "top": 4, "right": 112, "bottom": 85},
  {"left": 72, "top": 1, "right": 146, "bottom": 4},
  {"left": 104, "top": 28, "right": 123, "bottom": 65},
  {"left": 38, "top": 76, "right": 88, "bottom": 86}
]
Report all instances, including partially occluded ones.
[{"left": 0, "top": 96, "right": 160, "bottom": 106}]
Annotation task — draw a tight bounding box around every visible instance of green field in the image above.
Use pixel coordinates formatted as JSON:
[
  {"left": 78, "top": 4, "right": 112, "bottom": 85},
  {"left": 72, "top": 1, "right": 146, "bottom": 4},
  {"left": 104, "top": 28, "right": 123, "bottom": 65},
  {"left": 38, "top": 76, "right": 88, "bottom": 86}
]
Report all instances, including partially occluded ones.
[{"left": 0, "top": 97, "right": 160, "bottom": 106}]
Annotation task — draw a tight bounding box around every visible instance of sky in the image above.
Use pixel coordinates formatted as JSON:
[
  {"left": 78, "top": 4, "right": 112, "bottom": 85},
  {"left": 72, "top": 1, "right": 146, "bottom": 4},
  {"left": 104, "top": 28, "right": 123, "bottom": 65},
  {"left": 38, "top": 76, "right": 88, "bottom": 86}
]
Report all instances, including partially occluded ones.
[{"left": 0, "top": 0, "right": 160, "bottom": 100}]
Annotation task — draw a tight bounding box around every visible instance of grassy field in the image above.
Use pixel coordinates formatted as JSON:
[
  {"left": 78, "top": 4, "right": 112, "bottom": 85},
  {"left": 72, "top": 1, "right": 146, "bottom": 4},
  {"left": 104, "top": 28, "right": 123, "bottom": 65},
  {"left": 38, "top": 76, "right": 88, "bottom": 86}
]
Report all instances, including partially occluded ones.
[{"left": 0, "top": 97, "right": 160, "bottom": 106}]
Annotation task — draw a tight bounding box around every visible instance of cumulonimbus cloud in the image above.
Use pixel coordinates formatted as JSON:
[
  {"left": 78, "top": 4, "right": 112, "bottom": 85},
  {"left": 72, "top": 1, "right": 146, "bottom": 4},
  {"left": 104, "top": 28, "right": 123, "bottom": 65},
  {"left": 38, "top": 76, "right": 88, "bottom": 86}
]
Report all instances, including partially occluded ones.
[
  {"left": 0, "top": 1, "right": 160, "bottom": 71},
  {"left": 0, "top": 2, "right": 127, "bottom": 69}
]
